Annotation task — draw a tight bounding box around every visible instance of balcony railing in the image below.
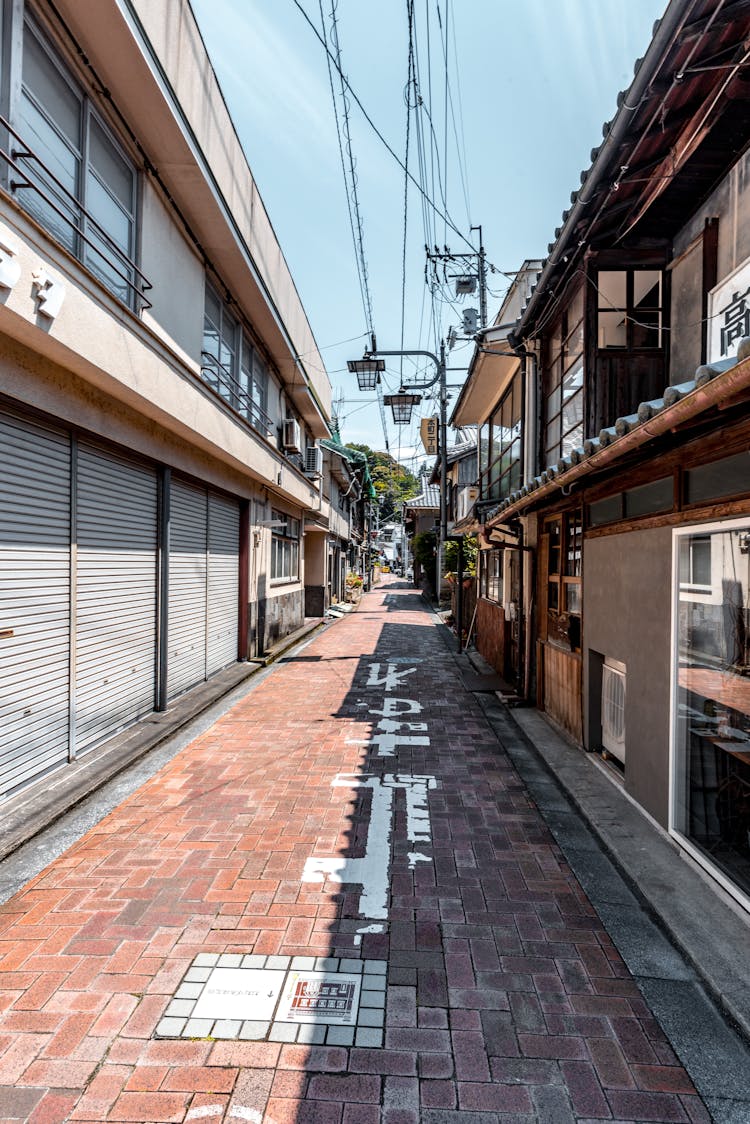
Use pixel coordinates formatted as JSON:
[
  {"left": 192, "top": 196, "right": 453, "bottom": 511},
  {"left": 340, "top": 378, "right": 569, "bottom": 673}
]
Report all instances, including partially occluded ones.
[
  {"left": 0, "top": 114, "right": 152, "bottom": 312},
  {"left": 200, "top": 351, "right": 274, "bottom": 438}
]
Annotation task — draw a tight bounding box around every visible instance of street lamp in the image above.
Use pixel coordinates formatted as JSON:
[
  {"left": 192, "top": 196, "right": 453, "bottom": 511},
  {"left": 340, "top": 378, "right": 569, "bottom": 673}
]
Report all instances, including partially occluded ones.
[
  {"left": 348, "top": 344, "right": 448, "bottom": 603},
  {"left": 347, "top": 356, "right": 385, "bottom": 392},
  {"left": 384, "top": 391, "right": 422, "bottom": 425}
]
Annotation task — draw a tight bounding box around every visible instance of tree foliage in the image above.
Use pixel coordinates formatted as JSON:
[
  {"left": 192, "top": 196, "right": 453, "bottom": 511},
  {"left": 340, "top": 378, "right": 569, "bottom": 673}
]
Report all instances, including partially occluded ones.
[{"left": 347, "top": 443, "right": 421, "bottom": 521}]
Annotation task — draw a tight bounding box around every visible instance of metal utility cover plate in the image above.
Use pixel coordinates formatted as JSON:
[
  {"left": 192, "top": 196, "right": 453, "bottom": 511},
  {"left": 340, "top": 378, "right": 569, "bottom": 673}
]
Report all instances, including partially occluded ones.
[
  {"left": 276, "top": 971, "right": 362, "bottom": 1025},
  {"left": 191, "top": 967, "right": 285, "bottom": 1021}
]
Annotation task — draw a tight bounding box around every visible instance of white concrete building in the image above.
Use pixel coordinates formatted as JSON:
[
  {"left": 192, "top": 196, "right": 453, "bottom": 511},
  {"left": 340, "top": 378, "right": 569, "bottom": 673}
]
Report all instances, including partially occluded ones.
[{"left": 0, "top": 0, "right": 337, "bottom": 801}]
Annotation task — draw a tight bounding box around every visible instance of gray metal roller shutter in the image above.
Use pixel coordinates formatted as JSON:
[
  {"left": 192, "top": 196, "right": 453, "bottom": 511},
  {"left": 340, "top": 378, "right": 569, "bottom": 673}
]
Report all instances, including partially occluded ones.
[
  {"left": 0, "top": 409, "right": 71, "bottom": 797},
  {"left": 74, "top": 443, "right": 158, "bottom": 755},
  {"left": 207, "top": 492, "right": 239, "bottom": 676},
  {"left": 168, "top": 479, "right": 208, "bottom": 699}
]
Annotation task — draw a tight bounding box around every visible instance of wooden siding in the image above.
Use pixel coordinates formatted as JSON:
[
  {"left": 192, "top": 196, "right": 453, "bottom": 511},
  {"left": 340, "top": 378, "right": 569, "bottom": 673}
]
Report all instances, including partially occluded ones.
[
  {"left": 542, "top": 642, "right": 583, "bottom": 743},
  {"left": 476, "top": 598, "right": 506, "bottom": 675}
]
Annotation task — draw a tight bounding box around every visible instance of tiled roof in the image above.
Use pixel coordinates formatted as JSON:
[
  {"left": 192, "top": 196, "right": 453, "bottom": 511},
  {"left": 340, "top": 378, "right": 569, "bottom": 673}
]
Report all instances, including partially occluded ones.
[
  {"left": 406, "top": 484, "right": 440, "bottom": 510},
  {"left": 486, "top": 337, "right": 750, "bottom": 525}
]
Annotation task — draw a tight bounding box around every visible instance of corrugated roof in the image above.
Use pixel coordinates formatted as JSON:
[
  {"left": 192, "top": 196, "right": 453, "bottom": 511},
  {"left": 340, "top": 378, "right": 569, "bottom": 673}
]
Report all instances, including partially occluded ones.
[{"left": 486, "top": 338, "right": 750, "bottom": 526}]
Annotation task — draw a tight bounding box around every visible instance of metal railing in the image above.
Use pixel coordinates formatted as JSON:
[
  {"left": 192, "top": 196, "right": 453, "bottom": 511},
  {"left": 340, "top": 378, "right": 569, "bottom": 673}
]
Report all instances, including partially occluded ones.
[
  {"left": 200, "top": 351, "right": 274, "bottom": 437},
  {"left": 0, "top": 114, "right": 152, "bottom": 312}
]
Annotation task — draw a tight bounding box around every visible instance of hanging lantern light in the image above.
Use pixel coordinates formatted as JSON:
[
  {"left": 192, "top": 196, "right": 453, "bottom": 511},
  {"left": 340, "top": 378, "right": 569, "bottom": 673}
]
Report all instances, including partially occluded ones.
[
  {"left": 347, "top": 356, "right": 385, "bottom": 391},
  {"left": 384, "top": 391, "right": 422, "bottom": 425}
]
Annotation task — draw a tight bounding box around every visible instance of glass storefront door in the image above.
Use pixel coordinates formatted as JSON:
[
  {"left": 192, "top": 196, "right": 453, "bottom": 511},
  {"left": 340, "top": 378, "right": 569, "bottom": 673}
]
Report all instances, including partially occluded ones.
[{"left": 672, "top": 520, "right": 750, "bottom": 905}]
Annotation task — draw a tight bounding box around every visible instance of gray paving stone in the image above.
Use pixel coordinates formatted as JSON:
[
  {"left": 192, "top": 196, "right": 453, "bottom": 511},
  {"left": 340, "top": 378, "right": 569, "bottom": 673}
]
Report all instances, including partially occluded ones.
[
  {"left": 530, "top": 1084, "right": 575, "bottom": 1123},
  {"left": 165, "top": 999, "right": 195, "bottom": 1018},
  {"left": 266, "top": 955, "right": 290, "bottom": 970},
  {"left": 193, "top": 953, "right": 219, "bottom": 967},
  {"left": 360, "top": 988, "right": 386, "bottom": 1009},
  {"left": 241, "top": 954, "right": 268, "bottom": 968},
  {"left": 239, "top": 1021, "right": 270, "bottom": 1040},
  {"left": 297, "top": 1024, "right": 327, "bottom": 1044},
  {"left": 363, "top": 973, "right": 387, "bottom": 992},
  {"left": 339, "top": 957, "right": 364, "bottom": 972},
  {"left": 174, "top": 983, "right": 204, "bottom": 1000},
  {"left": 704, "top": 1097, "right": 750, "bottom": 1124},
  {"left": 269, "top": 1022, "right": 298, "bottom": 1042},
  {"left": 213, "top": 1019, "right": 242, "bottom": 1038},
  {"left": 365, "top": 959, "right": 388, "bottom": 974},
  {"left": 326, "top": 1025, "right": 355, "bottom": 1046},
  {"left": 218, "top": 953, "right": 242, "bottom": 967},
  {"left": 358, "top": 1007, "right": 385, "bottom": 1027},
  {"left": 595, "top": 902, "right": 694, "bottom": 980},
  {"left": 355, "top": 1026, "right": 383, "bottom": 1048},
  {"left": 638, "top": 978, "right": 750, "bottom": 1102},
  {"left": 316, "top": 957, "right": 339, "bottom": 971},
  {"left": 291, "top": 956, "right": 317, "bottom": 970},
  {"left": 156, "top": 1016, "right": 186, "bottom": 1037},
  {"left": 185, "top": 966, "right": 212, "bottom": 982},
  {"left": 563, "top": 848, "right": 639, "bottom": 907},
  {"left": 183, "top": 1018, "right": 214, "bottom": 1037}
]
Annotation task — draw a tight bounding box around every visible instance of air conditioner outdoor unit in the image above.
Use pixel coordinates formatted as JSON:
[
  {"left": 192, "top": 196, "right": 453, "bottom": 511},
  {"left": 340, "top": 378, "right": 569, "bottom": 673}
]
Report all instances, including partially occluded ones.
[
  {"left": 602, "top": 657, "right": 626, "bottom": 764},
  {"left": 305, "top": 444, "right": 323, "bottom": 478},
  {"left": 282, "top": 418, "right": 301, "bottom": 452}
]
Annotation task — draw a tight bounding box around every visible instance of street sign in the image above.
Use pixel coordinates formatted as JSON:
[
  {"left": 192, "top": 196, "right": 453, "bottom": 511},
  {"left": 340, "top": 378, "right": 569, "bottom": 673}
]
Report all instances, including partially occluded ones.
[{"left": 420, "top": 416, "right": 439, "bottom": 455}]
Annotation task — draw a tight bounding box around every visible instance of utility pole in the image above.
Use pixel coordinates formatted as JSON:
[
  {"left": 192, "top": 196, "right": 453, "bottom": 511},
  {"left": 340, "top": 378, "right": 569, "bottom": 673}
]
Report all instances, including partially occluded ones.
[{"left": 426, "top": 226, "right": 488, "bottom": 330}]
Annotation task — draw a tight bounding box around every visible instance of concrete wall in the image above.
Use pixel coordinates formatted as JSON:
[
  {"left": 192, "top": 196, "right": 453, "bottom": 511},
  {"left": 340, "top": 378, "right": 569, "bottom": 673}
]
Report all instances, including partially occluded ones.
[
  {"left": 670, "top": 149, "right": 750, "bottom": 381},
  {"left": 583, "top": 526, "right": 673, "bottom": 826}
]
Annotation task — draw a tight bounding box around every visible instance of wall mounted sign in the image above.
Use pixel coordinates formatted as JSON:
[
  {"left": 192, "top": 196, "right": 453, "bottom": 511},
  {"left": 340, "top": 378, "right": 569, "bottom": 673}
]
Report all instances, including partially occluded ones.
[{"left": 708, "top": 255, "right": 750, "bottom": 362}]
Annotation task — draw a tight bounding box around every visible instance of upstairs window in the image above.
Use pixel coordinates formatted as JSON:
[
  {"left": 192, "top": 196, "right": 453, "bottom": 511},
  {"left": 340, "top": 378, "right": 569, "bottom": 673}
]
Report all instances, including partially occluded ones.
[
  {"left": 202, "top": 282, "right": 270, "bottom": 434},
  {"left": 597, "top": 269, "right": 663, "bottom": 349},
  {"left": 480, "top": 372, "right": 522, "bottom": 501},
  {"left": 543, "top": 288, "right": 584, "bottom": 467},
  {"left": 271, "top": 509, "right": 300, "bottom": 581},
  {"left": 16, "top": 20, "right": 143, "bottom": 308}
]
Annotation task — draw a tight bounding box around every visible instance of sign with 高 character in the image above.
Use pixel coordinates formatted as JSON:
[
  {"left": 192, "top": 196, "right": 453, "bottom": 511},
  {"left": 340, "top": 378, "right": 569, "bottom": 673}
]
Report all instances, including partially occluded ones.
[
  {"left": 709, "top": 256, "right": 750, "bottom": 362},
  {"left": 420, "top": 415, "right": 439, "bottom": 456},
  {"left": 277, "top": 971, "right": 362, "bottom": 1024}
]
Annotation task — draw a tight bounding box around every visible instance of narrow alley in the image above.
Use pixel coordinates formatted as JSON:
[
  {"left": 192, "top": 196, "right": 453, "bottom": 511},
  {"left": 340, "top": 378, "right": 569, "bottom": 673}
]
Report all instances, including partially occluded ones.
[{"left": 0, "top": 579, "right": 739, "bottom": 1124}]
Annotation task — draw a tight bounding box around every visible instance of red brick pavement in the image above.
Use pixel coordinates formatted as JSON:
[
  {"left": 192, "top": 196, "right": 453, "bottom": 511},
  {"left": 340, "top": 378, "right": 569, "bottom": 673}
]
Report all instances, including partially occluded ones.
[{"left": 0, "top": 580, "right": 709, "bottom": 1122}]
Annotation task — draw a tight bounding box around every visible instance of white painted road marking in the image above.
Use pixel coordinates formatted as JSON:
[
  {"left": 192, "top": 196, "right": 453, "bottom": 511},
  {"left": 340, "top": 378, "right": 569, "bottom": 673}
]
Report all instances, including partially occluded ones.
[
  {"left": 365, "top": 663, "right": 417, "bottom": 691},
  {"left": 302, "top": 774, "right": 436, "bottom": 918}
]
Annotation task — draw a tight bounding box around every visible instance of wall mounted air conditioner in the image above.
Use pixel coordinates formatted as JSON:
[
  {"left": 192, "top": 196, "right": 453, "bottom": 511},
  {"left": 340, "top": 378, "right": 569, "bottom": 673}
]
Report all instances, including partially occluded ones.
[
  {"left": 305, "top": 445, "right": 323, "bottom": 478},
  {"left": 602, "top": 657, "right": 626, "bottom": 764},
  {"left": 282, "top": 418, "right": 301, "bottom": 452}
]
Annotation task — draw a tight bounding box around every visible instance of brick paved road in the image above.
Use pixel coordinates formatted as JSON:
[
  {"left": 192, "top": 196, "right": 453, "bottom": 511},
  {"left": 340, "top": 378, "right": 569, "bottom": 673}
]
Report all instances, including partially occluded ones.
[{"left": 0, "top": 581, "right": 709, "bottom": 1123}]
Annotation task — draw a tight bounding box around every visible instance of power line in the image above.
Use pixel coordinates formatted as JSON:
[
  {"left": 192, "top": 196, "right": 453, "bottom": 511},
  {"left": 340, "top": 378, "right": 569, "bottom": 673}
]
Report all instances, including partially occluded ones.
[{"left": 292, "top": 0, "right": 476, "bottom": 253}]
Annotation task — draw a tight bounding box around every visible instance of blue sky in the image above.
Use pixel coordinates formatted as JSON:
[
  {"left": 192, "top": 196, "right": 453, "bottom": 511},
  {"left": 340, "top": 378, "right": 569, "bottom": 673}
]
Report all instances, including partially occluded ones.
[{"left": 190, "top": 0, "right": 666, "bottom": 467}]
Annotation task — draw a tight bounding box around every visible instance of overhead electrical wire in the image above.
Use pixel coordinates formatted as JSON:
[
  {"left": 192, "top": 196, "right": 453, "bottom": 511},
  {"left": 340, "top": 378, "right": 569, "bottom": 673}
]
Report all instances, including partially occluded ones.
[
  {"left": 318, "top": 0, "right": 390, "bottom": 451},
  {"left": 292, "top": 0, "right": 477, "bottom": 253}
]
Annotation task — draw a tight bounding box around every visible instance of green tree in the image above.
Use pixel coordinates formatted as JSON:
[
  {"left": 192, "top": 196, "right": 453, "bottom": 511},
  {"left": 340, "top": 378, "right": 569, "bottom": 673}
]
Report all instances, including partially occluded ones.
[{"left": 347, "top": 443, "right": 421, "bottom": 521}]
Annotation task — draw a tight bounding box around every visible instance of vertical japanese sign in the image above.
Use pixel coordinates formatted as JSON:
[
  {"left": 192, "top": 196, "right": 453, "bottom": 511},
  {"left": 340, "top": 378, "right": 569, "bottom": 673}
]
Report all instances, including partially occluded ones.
[
  {"left": 708, "top": 257, "right": 750, "bottom": 362},
  {"left": 420, "top": 416, "right": 440, "bottom": 456}
]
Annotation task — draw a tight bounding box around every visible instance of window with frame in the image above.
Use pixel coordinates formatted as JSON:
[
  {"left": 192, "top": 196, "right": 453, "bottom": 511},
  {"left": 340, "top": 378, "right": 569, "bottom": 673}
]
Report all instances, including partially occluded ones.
[
  {"left": 543, "top": 288, "right": 584, "bottom": 467},
  {"left": 545, "top": 512, "right": 582, "bottom": 649},
  {"left": 271, "top": 509, "right": 300, "bottom": 581},
  {"left": 480, "top": 373, "right": 522, "bottom": 501},
  {"left": 597, "top": 269, "right": 663, "bottom": 350},
  {"left": 479, "top": 549, "right": 503, "bottom": 602},
  {"left": 16, "top": 19, "right": 141, "bottom": 307},
  {"left": 202, "top": 282, "right": 270, "bottom": 434}
]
